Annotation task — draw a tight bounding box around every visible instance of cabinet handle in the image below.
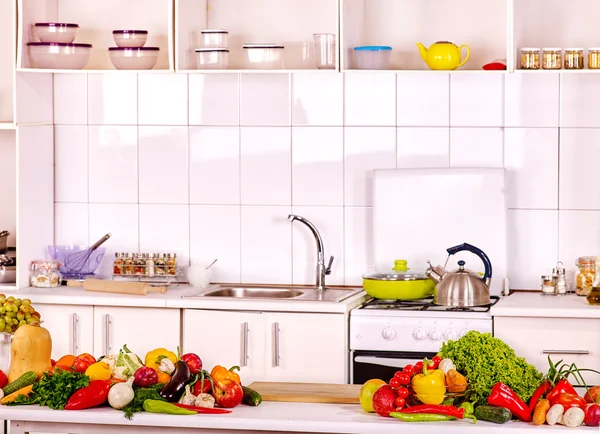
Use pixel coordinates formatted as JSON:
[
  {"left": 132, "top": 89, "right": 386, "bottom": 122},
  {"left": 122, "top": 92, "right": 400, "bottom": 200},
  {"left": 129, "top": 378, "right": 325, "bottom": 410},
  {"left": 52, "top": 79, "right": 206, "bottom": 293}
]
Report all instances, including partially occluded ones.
[
  {"left": 542, "top": 350, "right": 590, "bottom": 355},
  {"left": 104, "top": 314, "right": 112, "bottom": 355},
  {"left": 240, "top": 322, "right": 249, "bottom": 367},
  {"left": 71, "top": 313, "right": 79, "bottom": 354},
  {"left": 272, "top": 322, "right": 280, "bottom": 367}
]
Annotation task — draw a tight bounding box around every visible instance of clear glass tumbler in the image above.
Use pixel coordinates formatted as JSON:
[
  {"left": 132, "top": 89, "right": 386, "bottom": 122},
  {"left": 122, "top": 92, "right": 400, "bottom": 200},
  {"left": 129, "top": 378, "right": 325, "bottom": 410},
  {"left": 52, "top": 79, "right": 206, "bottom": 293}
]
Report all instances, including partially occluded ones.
[{"left": 314, "top": 33, "right": 336, "bottom": 69}]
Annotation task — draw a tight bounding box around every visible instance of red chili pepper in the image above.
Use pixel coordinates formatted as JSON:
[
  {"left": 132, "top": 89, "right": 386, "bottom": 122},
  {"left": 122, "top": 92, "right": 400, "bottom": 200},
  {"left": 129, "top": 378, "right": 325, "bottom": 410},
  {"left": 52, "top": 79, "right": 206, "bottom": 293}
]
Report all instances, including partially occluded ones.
[
  {"left": 546, "top": 379, "right": 578, "bottom": 402},
  {"left": 528, "top": 380, "right": 552, "bottom": 414},
  {"left": 550, "top": 393, "right": 587, "bottom": 410},
  {"left": 398, "top": 404, "right": 466, "bottom": 419},
  {"left": 65, "top": 380, "right": 110, "bottom": 410},
  {"left": 487, "top": 382, "right": 531, "bottom": 422},
  {"left": 173, "top": 403, "right": 231, "bottom": 414}
]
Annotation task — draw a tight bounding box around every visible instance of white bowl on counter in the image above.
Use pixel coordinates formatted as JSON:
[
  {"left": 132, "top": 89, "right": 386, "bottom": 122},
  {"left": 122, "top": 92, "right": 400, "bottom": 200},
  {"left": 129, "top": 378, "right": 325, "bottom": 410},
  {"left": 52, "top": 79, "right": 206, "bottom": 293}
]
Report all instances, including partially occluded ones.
[
  {"left": 34, "top": 22, "right": 79, "bottom": 43},
  {"left": 187, "top": 263, "right": 213, "bottom": 288},
  {"left": 112, "top": 30, "right": 148, "bottom": 48},
  {"left": 109, "top": 47, "right": 159, "bottom": 70},
  {"left": 243, "top": 43, "right": 285, "bottom": 69},
  {"left": 199, "top": 29, "right": 228, "bottom": 49},
  {"left": 27, "top": 42, "right": 91, "bottom": 69},
  {"left": 195, "top": 48, "right": 229, "bottom": 69}
]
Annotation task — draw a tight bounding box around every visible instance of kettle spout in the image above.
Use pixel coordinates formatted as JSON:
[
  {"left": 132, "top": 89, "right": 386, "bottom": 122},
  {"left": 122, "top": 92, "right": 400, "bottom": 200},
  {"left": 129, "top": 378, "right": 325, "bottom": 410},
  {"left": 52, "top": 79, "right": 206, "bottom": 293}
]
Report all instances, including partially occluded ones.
[
  {"left": 425, "top": 262, "right": 446, "bottom": 284},
  {"left": 416, "top": 42, "right": 428, "bottom": 62}
]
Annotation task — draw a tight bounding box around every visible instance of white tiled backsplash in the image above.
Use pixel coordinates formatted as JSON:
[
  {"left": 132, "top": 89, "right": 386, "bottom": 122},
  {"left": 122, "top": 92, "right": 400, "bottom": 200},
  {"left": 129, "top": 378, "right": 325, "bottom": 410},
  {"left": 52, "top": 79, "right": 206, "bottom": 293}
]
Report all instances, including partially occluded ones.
[{"left": 52, "top": 71, "right": 599, "bottom": 290}]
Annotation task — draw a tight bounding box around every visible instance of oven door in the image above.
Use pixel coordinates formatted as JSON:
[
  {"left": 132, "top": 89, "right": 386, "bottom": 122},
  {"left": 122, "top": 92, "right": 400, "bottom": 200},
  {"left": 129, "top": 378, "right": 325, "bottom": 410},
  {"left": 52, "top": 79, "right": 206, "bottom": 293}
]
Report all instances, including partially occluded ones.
[{"left": 351, "top": 350, "right": 437, "bottom": 385}]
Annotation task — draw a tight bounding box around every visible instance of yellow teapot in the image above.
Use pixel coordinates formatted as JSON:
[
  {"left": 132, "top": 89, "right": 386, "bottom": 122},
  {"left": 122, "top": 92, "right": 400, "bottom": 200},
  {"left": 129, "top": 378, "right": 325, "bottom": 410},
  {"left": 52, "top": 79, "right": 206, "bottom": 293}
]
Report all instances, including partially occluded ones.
[{"left": 417, "top": 41, "right": 470, "bottom": 70}]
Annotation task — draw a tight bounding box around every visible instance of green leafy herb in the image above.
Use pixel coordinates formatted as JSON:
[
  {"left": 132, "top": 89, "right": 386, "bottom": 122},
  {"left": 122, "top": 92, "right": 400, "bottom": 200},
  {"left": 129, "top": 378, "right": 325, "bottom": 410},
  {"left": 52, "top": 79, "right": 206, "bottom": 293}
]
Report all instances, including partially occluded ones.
[
  {"left": 10, "top": 368, "right": 89, "bottom": 410},
  {"left": 122, "top": 383, "right": 166, "bottom": 420},
  {"left": 439, "top": 331, "right": 543, "bottom": 407}
]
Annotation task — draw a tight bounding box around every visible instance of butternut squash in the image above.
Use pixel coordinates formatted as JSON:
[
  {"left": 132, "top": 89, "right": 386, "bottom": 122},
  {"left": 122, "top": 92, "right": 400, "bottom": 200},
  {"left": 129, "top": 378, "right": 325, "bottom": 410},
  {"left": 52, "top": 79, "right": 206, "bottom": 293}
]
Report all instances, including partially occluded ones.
[{"left": 8, "top": 325, "right": 52, "bottom": 383}]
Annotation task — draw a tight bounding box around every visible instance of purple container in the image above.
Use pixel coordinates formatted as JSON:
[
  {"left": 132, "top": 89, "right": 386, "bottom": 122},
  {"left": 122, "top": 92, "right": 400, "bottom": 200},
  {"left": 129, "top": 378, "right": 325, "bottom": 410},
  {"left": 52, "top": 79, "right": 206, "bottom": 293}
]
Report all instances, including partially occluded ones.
[{"left": 47, "top": 245, "right": 106, "bottom": 278}]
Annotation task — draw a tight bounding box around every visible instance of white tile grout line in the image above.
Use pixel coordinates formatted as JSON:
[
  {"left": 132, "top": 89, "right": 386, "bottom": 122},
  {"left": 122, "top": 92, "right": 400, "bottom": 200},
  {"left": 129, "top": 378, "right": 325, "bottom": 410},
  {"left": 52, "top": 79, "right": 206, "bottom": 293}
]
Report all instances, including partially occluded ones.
[{"left": 238, "top": 73, "right": 243, "bottom": 283}]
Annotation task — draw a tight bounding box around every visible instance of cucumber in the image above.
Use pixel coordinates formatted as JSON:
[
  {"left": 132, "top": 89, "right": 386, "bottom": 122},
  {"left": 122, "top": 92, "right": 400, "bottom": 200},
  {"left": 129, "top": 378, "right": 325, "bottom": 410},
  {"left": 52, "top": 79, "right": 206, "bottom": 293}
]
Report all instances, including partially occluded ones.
[
  {"left": 3, "top": 371, "right": 37, "bottom": 396},
  {"left": 474, "top": 405, "right": 512, "bottom": 424},
  {"left": 242, "top": 386, "right": 262, "bottom": 406}
]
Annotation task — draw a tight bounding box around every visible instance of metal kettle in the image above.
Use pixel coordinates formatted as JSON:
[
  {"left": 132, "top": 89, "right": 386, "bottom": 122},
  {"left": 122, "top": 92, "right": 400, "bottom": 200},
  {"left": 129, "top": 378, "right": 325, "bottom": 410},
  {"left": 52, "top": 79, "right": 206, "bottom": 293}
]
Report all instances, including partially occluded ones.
[{"left": 425, "top": 242, "right": 492, "bottom": 307}]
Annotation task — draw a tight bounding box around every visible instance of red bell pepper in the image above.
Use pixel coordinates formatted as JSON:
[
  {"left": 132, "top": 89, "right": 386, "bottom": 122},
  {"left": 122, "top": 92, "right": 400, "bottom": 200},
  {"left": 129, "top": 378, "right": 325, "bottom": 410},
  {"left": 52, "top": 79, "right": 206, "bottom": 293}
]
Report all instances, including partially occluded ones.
[
  {"left": 487, "top": 382, "right": 531, "bottom": 422},
  {"left": 550, "top": 393, "right": 587, "bottom": 410},
  {"left": 546, "top": 379, "right": 578, "bottom": 402},
  {"left": 65, "top": 380, "right": 110, "bottom": 410},
  {"left": 528, "top": 380, "right": 552, "bottom": 414}
]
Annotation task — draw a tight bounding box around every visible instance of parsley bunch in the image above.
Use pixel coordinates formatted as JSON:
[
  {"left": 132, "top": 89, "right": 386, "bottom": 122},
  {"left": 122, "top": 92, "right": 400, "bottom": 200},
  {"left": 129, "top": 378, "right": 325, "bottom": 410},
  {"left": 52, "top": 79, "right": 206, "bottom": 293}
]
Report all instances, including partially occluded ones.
[
  {"left": 121, "top": 383, "right": 165, "bottom": 420},
  {"left": 12, "top": 368, "right": 89, "bottom": 410}
]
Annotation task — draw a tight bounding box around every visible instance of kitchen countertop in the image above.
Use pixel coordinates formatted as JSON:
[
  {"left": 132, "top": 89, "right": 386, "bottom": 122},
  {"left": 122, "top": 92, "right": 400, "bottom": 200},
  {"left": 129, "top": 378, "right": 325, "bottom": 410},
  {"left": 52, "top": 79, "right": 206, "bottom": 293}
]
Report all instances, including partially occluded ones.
[
  {"left": 0, "top": 403, "right": 589, "bottom": 434},
  {"left": 491, "top": 291, "right": 600, "bottom": 319},
  {"left": 1, "top": 284, "right": 368, "bottom": 313}
]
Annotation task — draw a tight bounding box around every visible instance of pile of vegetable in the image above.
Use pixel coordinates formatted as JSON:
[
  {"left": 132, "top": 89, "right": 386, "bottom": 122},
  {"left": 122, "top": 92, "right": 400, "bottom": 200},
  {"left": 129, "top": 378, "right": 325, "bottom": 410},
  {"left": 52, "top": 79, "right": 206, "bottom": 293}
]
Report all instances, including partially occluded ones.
[
  {"left": 0, "top": 324, "right": 262, "bottom": 419},
  {"left": 438, "top": 331, "right": 542, "bottom": 406}
]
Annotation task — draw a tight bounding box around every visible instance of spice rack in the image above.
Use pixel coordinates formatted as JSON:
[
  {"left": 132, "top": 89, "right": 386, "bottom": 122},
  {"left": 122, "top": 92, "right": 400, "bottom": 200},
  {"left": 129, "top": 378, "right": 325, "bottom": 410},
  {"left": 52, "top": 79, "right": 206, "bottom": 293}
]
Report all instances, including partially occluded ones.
[{"left": 111, "top": 252, "right": 183, "bottom": 284}]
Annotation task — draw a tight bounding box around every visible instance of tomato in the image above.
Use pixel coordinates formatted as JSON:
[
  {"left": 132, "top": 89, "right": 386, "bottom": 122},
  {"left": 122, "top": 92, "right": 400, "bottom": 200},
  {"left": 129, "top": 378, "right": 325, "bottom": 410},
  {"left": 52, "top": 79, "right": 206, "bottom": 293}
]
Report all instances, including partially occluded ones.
[
  {"left": 431, "top": 355, "right": 442, "bottom": 368},
  {"left": 394, "top": 371, "right": 403, "bottom": 378},
  {"left": 394, "top": 398, "right": 405, "bottom": 409},
  {"left": 72, "top": 353, "right": 96, "bottom": 374},
  {"left": 396, "top": 387, "right": 409, "bottom": 399},
  {"left": 402, "top": 364, "right": 414, "bottom": 375},
  {"left": 389, "top": 377, "right": 401, "bottom": 388},
  {"left": 414, "top": 361, "right": 424, "bottom": 373},
  {"left": 397, "top": 373, "right": 411, "bottom": 386}
]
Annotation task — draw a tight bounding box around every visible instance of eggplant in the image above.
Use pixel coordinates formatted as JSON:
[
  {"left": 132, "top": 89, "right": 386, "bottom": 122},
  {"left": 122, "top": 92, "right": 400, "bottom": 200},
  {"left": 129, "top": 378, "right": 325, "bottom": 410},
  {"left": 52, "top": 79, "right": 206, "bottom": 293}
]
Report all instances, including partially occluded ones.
[{"left": 160, "top": 360, "right": 191, "bottom": 402}]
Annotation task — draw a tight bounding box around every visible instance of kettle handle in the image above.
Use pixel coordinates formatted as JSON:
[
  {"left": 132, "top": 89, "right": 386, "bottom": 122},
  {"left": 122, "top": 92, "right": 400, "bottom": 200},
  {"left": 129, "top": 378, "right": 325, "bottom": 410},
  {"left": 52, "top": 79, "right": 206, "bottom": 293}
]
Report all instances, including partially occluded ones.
[{"left": 446, "top": 242, "right": 492, "bottom": 282}]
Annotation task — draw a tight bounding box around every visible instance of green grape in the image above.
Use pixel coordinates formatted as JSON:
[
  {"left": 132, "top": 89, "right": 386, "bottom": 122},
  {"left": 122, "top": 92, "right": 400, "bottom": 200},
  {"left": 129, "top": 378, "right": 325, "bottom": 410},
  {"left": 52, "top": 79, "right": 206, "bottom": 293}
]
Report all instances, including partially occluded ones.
[
  {"left": 0, "top": 319, "right": 5, "bottom": 330},
  {"left": 18, "top": 319, "right": 26, "bottom": 327},
  {"left": 0, "top": 297, "right": 5, "bottom": 304},
  {"left": 16, "top": 311, "right": 24, "bottom": 321},
  {"left": 25, "top": 313, "right": 31, "bottom": 320},
  {"left": 5, "top": 325, "right": 11, "bottom": 334},
  {"left": 11, "top": 318, "right": 18, "bottom": 326},
  {"left": 26, "top": 317, "right": 36, "bottom": 325},
  {"left": 0, "top": 307, "right": 5, "bottom": 315},
  {"left": 5, "top": 312, "right": 14, "bottom": 320},
  {"left": 22, "top": 299, "right": 31, "bottom": 306},
  {"left": 11, "top": 305, "right": 18, "bottom": 313},
  {"left": 14, "top": 299, "right": 21, "bottom": 308},
  {"left": 6, "top": 296, "right": 14, "bottom": 303}
]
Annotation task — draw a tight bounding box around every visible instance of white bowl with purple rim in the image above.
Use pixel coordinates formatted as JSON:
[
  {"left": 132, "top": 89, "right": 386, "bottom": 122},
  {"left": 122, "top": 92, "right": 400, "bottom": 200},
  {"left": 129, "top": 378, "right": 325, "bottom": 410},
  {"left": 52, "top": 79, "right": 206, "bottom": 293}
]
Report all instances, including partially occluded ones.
[
  {"left": 34, "top": 22, "right": 79, "bottom": 44},
  {"left": 112, "top": 30, "right": 148, "bottom": 48},
  {"left": 109, "top": 46, "right": 159, "bottom": 70},
  {"left": 27, "top": 42, "right": 91, "bottom": 69}
]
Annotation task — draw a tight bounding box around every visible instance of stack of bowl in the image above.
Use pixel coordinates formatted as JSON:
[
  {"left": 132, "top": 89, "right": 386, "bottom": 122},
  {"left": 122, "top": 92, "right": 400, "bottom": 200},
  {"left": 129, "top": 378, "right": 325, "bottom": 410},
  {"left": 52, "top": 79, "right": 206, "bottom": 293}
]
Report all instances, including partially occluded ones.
[
  {"left": 195, "top": 29, "right": 229, "bottom": 69},
  {"left": 27, "top": 23, "right": 92, "bottom": 69},
  {"left": 108, "top": 30, "right": 159, "bottom": 70}
]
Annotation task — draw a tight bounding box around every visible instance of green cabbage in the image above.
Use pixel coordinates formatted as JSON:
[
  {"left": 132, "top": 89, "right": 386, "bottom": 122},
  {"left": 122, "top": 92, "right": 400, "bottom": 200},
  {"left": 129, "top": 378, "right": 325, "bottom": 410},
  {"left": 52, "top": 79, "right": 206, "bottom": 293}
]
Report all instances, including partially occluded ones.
[{"left": 438, "top": 331, "right": 542, "bottom": 406}]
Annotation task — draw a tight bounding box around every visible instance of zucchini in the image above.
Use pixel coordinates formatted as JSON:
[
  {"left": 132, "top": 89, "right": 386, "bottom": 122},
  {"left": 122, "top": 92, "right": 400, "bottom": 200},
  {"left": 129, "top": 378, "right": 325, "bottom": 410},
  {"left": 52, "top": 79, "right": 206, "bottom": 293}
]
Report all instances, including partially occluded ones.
[
  {"left": 3, "top": 371, "right": 37, "bottom": 396},
  {"left": 242, "top": 386, "right": 262, "bottom": 406},
  {"left": 474, "top": 405, "right": 512, "bottom": 424}
]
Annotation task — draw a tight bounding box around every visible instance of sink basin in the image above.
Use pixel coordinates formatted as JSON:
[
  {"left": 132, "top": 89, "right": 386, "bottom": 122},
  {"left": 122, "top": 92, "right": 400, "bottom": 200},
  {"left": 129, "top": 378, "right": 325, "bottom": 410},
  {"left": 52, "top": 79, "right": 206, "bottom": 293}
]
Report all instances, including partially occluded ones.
[{"left": 203, "top": 287, "right": 304, "bottom": 299}]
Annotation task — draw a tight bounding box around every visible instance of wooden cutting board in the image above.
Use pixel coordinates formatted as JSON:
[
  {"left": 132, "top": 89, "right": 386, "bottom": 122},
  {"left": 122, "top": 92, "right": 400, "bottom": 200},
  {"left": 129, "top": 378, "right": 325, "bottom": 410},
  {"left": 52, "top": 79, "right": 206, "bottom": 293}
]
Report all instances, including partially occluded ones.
[
  {"left": 68, "top": 279, "right": 168, "bottom": 295},
  {"left": 246, "top": 382, "right": 361, "bottom": 404}
]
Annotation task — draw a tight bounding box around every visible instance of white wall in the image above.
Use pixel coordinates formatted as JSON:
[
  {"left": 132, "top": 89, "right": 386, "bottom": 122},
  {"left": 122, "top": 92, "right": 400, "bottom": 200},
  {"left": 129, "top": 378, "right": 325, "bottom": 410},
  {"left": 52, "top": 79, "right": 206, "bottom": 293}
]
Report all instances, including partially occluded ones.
[{"left": 52, "top": 71, "right": 596, "bottom": 290}]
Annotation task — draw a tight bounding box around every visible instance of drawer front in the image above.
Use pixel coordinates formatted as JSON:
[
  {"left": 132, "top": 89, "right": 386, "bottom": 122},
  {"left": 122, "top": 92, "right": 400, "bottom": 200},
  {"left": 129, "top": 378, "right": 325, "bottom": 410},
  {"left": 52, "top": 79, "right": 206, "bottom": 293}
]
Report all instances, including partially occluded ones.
[{"left": 494, "top": 317, "right": 600, "bottom": 386}]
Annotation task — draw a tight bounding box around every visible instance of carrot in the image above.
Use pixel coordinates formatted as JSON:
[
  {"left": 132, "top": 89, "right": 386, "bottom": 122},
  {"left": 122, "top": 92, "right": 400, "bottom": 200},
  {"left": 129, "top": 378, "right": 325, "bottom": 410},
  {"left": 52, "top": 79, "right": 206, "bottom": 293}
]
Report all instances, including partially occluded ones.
[
  {"left": 1, "top": 384, "right": 34, "bottom": 404},
  {"left": 532, "top": 398, "right": 550, "bottom": 426}
]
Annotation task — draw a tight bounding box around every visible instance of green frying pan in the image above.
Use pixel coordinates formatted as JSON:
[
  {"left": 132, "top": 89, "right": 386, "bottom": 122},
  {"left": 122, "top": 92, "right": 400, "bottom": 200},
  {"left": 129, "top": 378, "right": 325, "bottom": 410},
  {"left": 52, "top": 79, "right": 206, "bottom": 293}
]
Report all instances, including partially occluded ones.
[{"left": 362, "top": 259, "right": 434, "bottom": 300}]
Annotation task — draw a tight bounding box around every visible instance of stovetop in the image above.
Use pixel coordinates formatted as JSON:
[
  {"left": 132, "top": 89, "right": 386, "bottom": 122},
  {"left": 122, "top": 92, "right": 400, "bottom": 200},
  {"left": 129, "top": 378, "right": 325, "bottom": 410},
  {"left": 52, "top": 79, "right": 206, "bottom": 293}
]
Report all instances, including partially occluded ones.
[{"left": 360, "top": 296, "right": 500, "bottom": 313}]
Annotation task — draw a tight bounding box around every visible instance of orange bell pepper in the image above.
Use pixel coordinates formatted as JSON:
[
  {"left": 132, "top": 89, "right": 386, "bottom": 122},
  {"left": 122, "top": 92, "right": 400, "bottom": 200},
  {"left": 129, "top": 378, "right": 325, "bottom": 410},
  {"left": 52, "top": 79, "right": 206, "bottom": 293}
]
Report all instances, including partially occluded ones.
[{"left": 210, "top": 365, "right": 241, "bottom": 385}]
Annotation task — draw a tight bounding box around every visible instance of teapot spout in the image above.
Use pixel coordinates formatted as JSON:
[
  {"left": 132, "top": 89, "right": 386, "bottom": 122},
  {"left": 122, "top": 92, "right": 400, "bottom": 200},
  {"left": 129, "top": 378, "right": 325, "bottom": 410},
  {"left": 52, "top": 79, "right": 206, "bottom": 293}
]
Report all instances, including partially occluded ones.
[
  {"left": 425, "top": 262, "right": 446, "bottom": 284},
  {"left": 416, "top": 42, "right": 428, "bottom": 61}
]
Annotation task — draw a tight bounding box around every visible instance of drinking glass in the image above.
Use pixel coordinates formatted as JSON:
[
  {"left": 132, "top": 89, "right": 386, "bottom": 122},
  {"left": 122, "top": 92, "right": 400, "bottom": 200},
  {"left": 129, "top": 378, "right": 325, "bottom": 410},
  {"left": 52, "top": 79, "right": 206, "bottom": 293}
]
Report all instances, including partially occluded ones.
[{"left": 314, "top": 33, "right": 336, "bottom": 69}]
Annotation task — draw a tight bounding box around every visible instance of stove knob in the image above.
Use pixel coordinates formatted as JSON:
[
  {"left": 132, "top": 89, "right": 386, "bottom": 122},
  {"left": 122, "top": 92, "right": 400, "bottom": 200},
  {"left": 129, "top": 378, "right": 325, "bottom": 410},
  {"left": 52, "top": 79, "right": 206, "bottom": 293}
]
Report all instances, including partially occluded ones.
[
  {"left": 459, "top": 329, "right": 469, "bottom": 338},
  {"left": 429, "top": 329, "right": 442, "bottom": 341},
  {"left": 445, "top": 330, "right": 458, "bottom": 341},
  {"left": 413, "top": 328, "right": 427, "bottom": 341},
  {"left": 382, "top": 327, "right": 396, "bottom": 340}
]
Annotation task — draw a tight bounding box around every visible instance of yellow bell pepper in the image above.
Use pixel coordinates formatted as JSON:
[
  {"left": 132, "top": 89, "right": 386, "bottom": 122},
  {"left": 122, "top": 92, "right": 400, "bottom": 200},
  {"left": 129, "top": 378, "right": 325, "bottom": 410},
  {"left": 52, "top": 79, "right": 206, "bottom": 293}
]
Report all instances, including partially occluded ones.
[
  {"left": 411, "top": 360, "right": 446, "bottom": 405},
  {"left": 145, "top": 348, "right": 177, "bottom": 370},
  {"left": 85, "top": 361, "right": 112, "bottom": 381},
  {"left": 210, "top": 365, "right": 241, "bottom": 385}
]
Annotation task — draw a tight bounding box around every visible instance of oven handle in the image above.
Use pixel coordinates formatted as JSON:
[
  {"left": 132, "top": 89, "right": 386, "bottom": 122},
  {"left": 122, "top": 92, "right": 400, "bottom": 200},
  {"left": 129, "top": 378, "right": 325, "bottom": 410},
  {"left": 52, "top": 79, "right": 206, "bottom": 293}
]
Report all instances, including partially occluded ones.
[{"left": 354, "top": 356, "right": 426, "bottom": 369}]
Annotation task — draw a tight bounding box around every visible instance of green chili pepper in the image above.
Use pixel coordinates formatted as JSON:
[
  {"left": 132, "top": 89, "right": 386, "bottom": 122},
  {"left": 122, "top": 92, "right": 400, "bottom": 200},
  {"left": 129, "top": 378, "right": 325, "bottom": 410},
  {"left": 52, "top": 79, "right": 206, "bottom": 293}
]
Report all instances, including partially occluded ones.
[
  {"left": 390, "top": 412, "right": 457, "bottom": 422},
  {"left": 460, "top": 402, "right": 475, "bottom": 415},
  {"left": 143, "top": 399, "right": 196, "bottom": 415}
]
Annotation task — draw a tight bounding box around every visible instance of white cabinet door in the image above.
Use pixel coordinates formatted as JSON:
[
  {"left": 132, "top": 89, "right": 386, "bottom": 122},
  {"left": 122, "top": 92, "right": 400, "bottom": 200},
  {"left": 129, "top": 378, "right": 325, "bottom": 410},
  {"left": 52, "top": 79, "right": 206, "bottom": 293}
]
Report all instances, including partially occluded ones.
[
  {"left": 36, "top": 304, "right": 94, "bottom": 358},
  {"left": 93, "top": 307, "right": 180, "bottom": 358},
  {"left": 183, "top": 310, "right": 266, "bottom": 384},
  {"left": 494, "top": 317, "right": 600, "bottom": 385},
  {"left": 264, "top": 313, "right": 347, "bottom": 383}
]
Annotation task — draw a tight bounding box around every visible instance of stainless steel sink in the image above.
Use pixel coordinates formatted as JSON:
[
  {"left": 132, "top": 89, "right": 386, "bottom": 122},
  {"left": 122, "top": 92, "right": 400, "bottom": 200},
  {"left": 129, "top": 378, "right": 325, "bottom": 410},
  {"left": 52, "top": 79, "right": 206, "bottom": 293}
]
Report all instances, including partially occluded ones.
[
  {"left": 203, "top": 287, "right": 304, "bottom": 299},
  {"left": 182, "top": 284, "right": 363, "bottom": 302}
]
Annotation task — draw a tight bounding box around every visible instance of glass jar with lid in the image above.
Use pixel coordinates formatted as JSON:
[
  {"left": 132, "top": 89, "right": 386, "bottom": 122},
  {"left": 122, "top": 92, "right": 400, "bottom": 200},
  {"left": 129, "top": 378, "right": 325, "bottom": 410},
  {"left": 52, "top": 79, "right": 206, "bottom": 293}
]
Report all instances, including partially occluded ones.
[
  {"left": 589, "top": 48, "right": 600, "bottom": 69},
  {"left": 542, "top": 48, "right": 562, "bottom": 69},
  {"left": 575, "top": 256, "right": 595, "bottom": 296},
  {"left": 520, "top": 48, "right": 540, "bottom": 69},
  {"left": 564, "top": 48, "right": 584, "bottom": 69},
  {"left": 30, "top": 260, "right": 61, "bottom": 288}
]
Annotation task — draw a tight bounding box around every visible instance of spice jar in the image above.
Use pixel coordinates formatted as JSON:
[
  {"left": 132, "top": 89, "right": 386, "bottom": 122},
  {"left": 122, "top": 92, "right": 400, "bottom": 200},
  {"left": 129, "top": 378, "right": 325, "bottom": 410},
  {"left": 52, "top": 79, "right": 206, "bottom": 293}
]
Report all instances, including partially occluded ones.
[
  {"left": 575, "top": 256, "right": 595, "bottom": 296},
  {"left": 564, "top": 48, "right": 584, "bottom": 70},
  {"left": 520, "top": 48, "right": 540, "bottom": 69},
  {"left": 588, "top": 48, "right": 600, "bottom": 69},
  {"left": 155, "top": 253, "right": 166, "bottom": 275},
  {"left": 113, "top": 252, "right": 123, "bottom": 275},
  {"left": 124, "top": 253, "right": 134, "bottom": 275},
  {"left": 30, "top": 260, "right": 61, "bottom": 288},
  {"left": 134, "top": 253, "right": 146, "bottom": 275},
  {"left": 542, "top": 48, "right": 562, "bottom": 69},
  {"left": 541, "top": 275, "right": 554, "bottom": 295},
  {"left": 166, "top": 253, "right": 177, "bottom": 276},
  {"left": 552, "top": 261, "right": 567, "bottom": 295},
  {"left": 146, "top": 253, "right": 155, "bottom": 277}
]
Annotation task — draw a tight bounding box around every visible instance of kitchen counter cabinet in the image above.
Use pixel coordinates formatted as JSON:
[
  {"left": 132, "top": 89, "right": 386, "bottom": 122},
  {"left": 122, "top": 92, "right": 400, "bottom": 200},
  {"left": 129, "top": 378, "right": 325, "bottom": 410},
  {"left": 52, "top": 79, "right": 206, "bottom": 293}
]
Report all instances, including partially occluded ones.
[
  {"left": 35, "top": 304, "right": 94, "bottom": 358},
  {"left": 491, "top": 292, "right": 600, "bottom": 319},
  {"left": 93, "top": 306, "right": 180, "bottom": 357},
  {"left": 183, "top": 310, "right": 347, "bottom": 384}
]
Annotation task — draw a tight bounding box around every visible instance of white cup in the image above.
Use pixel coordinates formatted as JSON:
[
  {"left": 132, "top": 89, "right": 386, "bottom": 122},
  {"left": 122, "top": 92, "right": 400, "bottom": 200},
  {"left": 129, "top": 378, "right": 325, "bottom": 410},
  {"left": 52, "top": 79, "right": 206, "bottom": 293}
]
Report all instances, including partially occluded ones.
[{"left": 187, "top": 263, "right": 213, "bottom": 288}]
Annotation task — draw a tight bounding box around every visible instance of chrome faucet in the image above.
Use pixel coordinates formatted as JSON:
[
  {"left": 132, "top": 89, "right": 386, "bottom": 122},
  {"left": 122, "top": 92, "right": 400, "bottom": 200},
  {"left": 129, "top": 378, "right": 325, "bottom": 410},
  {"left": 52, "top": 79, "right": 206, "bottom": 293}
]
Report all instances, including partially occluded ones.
[{"left": 288, "top": 214, "right": 334, "bottom": 290}]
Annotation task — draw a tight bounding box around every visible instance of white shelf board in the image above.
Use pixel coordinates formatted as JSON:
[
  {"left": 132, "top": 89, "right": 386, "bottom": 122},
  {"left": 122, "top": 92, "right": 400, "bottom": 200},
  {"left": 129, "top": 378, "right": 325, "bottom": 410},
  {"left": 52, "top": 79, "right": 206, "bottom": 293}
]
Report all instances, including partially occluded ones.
[
  {"left": 0, "top": 122, "right": 16, "bottom": 130},
  {"left": 514, "top": 69, "right": 600, "bottom": 74},
  {"left": 179, "top": 68, "right": 339, "bottom": 74},
  {"left": 0, "top": 284, "right": 17, "bottom": 291},
  {"left": 342, "top": 69, "right": 508, "bottom": 74},
  {"left": 16, "top": 68, "right": 174, "bottom": 74}
]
